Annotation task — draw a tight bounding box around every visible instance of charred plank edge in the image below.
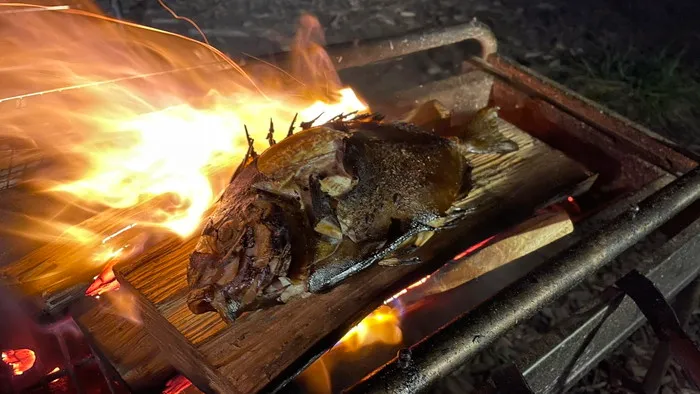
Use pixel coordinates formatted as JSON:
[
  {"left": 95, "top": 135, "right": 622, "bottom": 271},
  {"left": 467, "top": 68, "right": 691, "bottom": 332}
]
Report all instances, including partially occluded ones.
[
  {"left": 118, "top": 276, "right": 232, "bottom": 394},
  {"left": 73, "top": 298, "right": 174, "bottom": 391}
]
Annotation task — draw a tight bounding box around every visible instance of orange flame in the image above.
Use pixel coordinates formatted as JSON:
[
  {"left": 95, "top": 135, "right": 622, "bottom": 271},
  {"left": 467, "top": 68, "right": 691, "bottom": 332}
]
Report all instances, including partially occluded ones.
[
  {"left": 1, "top": 2, "right": 367, "bottom": 279},
  {"left": 1, "top": 349, "right": 36, "bottom": 376},
  {"left": 334, "top": 305, "right": 402, "bottom": 352},
  {"left": 299, "top": 305, "right": 402, "bottom": 393}
]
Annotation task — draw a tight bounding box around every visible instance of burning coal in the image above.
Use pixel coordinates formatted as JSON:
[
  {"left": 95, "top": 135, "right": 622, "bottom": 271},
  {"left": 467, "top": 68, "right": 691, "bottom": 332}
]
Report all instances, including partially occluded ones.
[{"left": 1, "top": 349, "right": 36, "bottom": 376}]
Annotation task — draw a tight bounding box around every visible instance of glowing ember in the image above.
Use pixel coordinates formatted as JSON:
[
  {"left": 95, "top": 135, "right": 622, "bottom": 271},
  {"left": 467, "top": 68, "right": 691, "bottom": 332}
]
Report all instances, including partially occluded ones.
[
  {"left": 1, "top": 349, "right": 36, "bottom": 376},
  {"left": 566, "top": 195, "right": 582, "bottom": 214},
  {"left": 335, "top": 305, "right": 402, "bottom": 351},
  {"left": 86, "top": 259, "right": 120, "bottom": 297},
  {"left": 452, "top": 235, "right": 495, "bottom": 260},
  {"left": 163, "top": 375, "right": 193, "bottom": 394},
  {"left": 384, "top": 274, "right": 432, "bottom": 305}
]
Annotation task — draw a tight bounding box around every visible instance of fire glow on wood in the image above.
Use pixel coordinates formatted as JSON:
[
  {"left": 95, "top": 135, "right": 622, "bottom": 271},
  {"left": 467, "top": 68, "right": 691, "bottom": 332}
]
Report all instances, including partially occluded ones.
[
  {"left": 1, "top": 348, "right": 36, "bottom": 376},
  {"left": 320, "top": 234, "right": 498, "bottom": 374},
  {"left": 163, "top": 375, "right": 194, "bottom": 394}
]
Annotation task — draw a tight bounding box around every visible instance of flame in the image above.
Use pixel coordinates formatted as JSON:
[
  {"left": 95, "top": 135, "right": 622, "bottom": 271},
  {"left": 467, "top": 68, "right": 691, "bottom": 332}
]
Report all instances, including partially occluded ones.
[
  {"left": 1, "top": 349, "right": 36, "bottom": 376},
  {"left": 334, "top": 305, "right": 402, "bottom": 352},
  {"left": 85, "top": 257, "right": 121, "bottom": 297},
  {"left": 452, "top": 235, "right": 495, "bottom": 260},
  {"left": 297, "top": 357, "right": 332, "bottom": 394},
  {"left": 0, "top": 2, "right": 367, "bottom": 280}
]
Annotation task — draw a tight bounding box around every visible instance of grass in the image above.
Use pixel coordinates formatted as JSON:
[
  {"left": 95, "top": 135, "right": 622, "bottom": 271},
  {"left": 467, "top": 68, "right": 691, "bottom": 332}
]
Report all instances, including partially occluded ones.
[{"left": 550, "top": 41, "right": 700, "bottom": 153}]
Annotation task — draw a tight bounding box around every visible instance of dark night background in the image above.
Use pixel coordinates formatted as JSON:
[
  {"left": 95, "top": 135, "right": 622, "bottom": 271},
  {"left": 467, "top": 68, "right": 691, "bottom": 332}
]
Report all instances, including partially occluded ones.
[{"left": 96, "top": 0, "right": 700, "bottom": 392}]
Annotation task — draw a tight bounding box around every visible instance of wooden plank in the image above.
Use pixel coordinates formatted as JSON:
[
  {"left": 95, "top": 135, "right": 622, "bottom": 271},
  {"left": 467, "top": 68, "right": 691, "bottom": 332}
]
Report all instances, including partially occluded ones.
[
  {"left": 118, "top": 118, "right": 595, "bottom": 394},
  {"left": 0, "top": 199, "right": 163, "bottom": 299},
  {"left": 74, "top": 298, "right": 174, "bottom": 391}
]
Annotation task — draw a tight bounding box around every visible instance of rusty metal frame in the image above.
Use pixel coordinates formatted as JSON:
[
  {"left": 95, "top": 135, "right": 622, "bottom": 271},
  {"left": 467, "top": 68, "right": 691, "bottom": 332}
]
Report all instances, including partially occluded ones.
[
  {"left": 616, "top": 270, "right": 700, "bottom": 387},
  {"left": 466, "top": 217, "right": 700, "bottom": 394},
  {"left": 323, "top": 20, "right": 497, "bottom": 70},
  {"left": 482, "top": 55, "right": 699, "bottom": 175},
  {"left": 252, "top": 20, "right": 700, "bottom": 394}
]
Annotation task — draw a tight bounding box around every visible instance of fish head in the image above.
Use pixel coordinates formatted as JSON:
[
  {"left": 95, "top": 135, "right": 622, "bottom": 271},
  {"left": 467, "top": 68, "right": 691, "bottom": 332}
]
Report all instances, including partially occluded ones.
[{"left": 187, "top": 183, "right": 311, "bottom": 321}]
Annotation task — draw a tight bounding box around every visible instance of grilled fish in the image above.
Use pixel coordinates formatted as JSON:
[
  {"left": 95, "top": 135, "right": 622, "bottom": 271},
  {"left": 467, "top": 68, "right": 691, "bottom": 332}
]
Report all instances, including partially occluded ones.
[{"left": 187, "top": 103, "right": 517, "bottom": 322}]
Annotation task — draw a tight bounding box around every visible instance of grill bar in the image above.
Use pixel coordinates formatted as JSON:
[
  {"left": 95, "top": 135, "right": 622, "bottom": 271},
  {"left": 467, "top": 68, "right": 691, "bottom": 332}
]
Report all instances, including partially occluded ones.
[
  {"left": 246, "top": 20, "right": 496, "bottom": 74},
  {"left": 350, "top": 165, "right": 700, "bottom": 394},
  {"left": 643, "top": 276, "right": 700, "bottom": 393},
  {"left": 323, "top": 21, "right": 496, "bottom": 70},
  {"left": 511, "top": 219, "right": 700, "bottom": 394}
]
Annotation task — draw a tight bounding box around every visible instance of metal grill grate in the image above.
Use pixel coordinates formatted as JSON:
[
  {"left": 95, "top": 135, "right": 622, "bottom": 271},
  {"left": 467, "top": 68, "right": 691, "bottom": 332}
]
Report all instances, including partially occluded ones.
[{"left": 0, "top": 139, "right": 43, "bottom": 191}]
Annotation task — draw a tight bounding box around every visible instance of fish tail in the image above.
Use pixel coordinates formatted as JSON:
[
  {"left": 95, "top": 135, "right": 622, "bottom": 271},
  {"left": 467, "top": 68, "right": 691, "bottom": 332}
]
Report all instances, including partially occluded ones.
[{"left": 459, "top": 106, "right": 518, "bottom": 154}]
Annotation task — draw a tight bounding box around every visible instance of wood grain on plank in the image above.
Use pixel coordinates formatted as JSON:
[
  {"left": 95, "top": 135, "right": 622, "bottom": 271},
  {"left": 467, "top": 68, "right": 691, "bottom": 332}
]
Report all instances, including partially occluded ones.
[
  {"left": 75, "top": 297, "right": 174, "bottom": 390},
  {"left": 0, "top": 198, "right": 163, "bottom": 298}
]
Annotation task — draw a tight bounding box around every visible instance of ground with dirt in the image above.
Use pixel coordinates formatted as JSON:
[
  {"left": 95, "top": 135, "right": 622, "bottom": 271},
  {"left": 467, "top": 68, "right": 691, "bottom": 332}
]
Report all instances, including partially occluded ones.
[{"left": 101, "top": 1, "right": 700, "bottom": 392}]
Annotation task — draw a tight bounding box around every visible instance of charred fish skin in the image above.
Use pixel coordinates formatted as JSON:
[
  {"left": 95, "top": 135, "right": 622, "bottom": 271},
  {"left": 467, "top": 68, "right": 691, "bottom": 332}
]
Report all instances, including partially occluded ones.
[
  {"left": 187, "top": 107, "right": 518, "bottom": 322},
  {"left": 306, "top": 121, "right": 475, "bottom": 293},
  {"left": 186, "top": 163, "right": 314, "bottom": 321}
]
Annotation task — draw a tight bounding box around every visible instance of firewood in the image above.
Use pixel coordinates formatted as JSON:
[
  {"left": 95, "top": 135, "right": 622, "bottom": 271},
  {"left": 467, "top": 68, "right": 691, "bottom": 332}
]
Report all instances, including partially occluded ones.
[
  {"left": 116, "top": 117, "right": 596, "bottom": 394},
  {"left": 403, "top": 209, "right": 573, "bottom": 302}
]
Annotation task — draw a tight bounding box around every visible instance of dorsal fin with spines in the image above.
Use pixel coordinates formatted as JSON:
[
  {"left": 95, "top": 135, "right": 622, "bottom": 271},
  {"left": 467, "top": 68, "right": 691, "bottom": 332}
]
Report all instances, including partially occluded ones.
[
  {"left": 267, "top": 118, "right": 276, "bottom": 146},
  {"left": 287, "top": 113, "right": 298, "bottom": 137}
]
